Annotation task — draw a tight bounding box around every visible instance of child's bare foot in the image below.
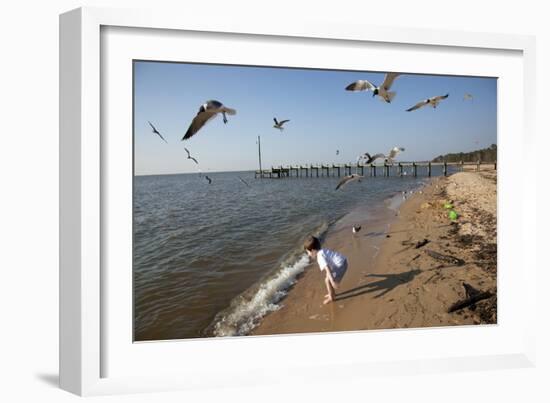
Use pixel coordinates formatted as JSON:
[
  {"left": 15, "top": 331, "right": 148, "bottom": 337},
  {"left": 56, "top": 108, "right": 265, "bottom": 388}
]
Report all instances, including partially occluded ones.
[{"left": 323, "top": 295, "right": 333, "bottom": 305}]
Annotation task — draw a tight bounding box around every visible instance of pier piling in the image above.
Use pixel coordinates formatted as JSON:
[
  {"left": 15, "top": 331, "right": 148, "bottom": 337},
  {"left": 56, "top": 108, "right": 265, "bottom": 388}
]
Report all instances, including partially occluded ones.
[{"left": 255, "top": 161, "right": 496, "bottom": 179}]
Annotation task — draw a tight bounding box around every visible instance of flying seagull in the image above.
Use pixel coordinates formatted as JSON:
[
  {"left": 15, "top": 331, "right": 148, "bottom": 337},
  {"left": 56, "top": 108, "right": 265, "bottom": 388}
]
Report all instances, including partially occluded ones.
[
  {"left": 238, "top": 176, "right": 250, "bottom": 187},
  {"left": 463, "top": 93, "right": 474, "bottom": 101},
  {"left": 182, "top": 100, "right": 237, "bottom": 141},
  {"left": 335, "top": 174, "right": 364, "bottom": 191},
  {"left": 385, "top": 147, "right": 405, "bottom": 163},
  {"left": 406, "top": 94, "right": 449, "bottom": 112},
  {"left": 345, "top": 72, "right": 401, "bottom": 103},
  {"left": 361, "top": 152, "right": 386, "bottom": 164},
  {"left": 184, "top": 147, "right": 199, "bottom": 164},
  {"left": 273, "top": 118, "right": 290, "bottom": 131},
  {"left": 148, "top": 121, "right": 167, "bottom": 143},
  {"left": 205, "top": 175, "right": 212, "bottom": 184}
]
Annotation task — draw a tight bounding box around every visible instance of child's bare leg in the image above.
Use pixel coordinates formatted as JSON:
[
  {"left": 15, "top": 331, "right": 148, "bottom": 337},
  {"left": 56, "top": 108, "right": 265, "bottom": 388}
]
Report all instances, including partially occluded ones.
[{"left": 323, "top": 277, "right": 335, "bottom": 304}]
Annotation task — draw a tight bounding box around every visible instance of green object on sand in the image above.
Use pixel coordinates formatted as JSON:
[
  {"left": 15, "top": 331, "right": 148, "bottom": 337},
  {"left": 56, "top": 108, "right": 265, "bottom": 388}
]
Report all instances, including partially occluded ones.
[
  {"left": 444, "top": 202, "right": 454, "bottom": 209},
  {"left": 448, "top": 210, "right": 458, "bottom": 220}
]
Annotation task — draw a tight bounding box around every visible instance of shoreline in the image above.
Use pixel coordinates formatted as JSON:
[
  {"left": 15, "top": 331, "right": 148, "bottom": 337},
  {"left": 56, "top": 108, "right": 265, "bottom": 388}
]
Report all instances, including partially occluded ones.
[
  {"left": 205, "top": 179, "right": 427, "bottom": 337},
  {"left": 252, "top": 170, "right": 497, "bottom": 336}
]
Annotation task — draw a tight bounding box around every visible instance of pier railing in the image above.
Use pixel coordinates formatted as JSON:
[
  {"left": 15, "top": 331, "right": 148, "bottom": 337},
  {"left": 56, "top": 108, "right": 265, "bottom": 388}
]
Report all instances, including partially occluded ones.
[{"left": 254, "top": 161, "right": 497, "bottom": 179}]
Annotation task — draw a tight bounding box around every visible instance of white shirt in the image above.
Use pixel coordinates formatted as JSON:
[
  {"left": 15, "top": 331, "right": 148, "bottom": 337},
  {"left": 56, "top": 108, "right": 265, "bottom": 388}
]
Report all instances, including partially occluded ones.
[{"left": 316, "top": 248, "right": 347, "bottom": 276}]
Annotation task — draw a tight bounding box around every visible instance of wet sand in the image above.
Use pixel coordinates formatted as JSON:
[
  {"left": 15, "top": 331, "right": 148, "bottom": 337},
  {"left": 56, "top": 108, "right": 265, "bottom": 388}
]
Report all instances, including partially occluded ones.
[{"left": 253, "top": 170, "right": 497, "bottom": 335}]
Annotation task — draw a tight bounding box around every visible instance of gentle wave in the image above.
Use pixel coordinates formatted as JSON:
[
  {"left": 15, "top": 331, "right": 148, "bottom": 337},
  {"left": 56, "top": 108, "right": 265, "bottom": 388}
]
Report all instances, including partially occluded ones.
[
  {"left": 207, "top": 253, "right": 311, "bottom": 337},
  {"left": 134, "top": 170, "right": 449, "bottom": 340}
]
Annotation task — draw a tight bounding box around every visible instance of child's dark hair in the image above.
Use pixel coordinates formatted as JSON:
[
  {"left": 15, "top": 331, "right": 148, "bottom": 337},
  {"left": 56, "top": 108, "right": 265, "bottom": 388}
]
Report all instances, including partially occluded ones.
[{"left": 304, "top": 235, "right": 321, "bottom": 251}]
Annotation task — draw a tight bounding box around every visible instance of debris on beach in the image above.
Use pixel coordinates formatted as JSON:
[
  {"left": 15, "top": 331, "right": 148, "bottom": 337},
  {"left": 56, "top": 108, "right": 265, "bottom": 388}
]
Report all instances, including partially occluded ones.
[
  {"left": 401, "top": 238, "right": 430, "bottom": 249},
  {"left": 448, "top": 210, "right": 458, "bottom": 221},
  {"left": 414, "top": 239, "right": 430, "bottom": 249},
  {"left": 448, "top": 282, "right": 493, "bottom": 313},
  {"left": 425, "top": 249, "right": 465, "bottom": 266}
]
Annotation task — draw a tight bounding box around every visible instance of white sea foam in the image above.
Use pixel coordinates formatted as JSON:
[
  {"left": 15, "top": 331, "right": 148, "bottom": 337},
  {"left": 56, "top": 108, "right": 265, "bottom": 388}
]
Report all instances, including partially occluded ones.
[{"left": 211, "top": 253, "right": 311, "bottom": 337}]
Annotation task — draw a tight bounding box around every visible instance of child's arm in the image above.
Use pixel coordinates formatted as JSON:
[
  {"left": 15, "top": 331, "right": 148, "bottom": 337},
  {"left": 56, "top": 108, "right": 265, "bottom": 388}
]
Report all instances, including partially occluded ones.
[{"left": 322, "top": 265, "right": 338, "bottom": 289}]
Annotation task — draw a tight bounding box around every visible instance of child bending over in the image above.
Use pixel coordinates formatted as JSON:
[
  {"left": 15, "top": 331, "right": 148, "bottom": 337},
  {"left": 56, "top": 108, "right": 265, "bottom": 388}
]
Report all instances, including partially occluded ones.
[{"left": 304, "top": 235, "right": 348, "bottom": 304}]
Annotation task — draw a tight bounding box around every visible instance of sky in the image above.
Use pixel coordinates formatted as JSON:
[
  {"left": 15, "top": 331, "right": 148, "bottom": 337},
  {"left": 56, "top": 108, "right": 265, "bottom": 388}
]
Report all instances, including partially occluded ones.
[{"left": 134, "top": 61, "right": 497, "bottom": 176}]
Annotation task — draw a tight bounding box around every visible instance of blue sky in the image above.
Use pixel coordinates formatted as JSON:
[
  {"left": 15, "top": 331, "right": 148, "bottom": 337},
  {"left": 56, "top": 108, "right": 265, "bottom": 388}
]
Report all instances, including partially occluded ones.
[{"left": 134, "top": 61, "right": 496, "bottom": 176}]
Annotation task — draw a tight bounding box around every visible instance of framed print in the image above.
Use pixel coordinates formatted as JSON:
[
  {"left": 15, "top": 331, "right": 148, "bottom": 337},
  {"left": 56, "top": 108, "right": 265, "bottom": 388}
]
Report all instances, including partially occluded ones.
[{"left": 59, "top": 7, "right": 537, "bottom": 396}]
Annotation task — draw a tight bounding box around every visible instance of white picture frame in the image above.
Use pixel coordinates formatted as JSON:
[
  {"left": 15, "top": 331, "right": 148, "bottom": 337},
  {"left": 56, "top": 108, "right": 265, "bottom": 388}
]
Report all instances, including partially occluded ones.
[{"left": 60, "top": 6, "right": 537, "bottom": 396}]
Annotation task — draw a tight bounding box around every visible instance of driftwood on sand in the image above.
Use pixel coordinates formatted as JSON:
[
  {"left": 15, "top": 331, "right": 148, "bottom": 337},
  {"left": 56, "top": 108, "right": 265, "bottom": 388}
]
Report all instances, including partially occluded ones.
[
  {"left": 401, "top": 238, "right": 430, "bottom": 249},
  {"left": 414, "top": 239, "right": 430, "bottom": 249},
  {"left": 425, "top": 249, "right": 465, "bottom": 266},
  {"left": 448, "top": 282, "right": 493, "bottom": 313}
]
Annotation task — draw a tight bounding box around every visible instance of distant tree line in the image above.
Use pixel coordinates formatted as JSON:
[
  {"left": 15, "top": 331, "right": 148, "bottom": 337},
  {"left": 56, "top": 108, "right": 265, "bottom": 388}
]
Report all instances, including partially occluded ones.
[{"left": 432, "top": 144, "right": 497, "bottom": 163}]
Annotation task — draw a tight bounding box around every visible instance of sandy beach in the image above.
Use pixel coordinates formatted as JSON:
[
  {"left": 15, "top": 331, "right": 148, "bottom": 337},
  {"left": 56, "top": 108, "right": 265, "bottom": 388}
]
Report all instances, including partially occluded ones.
[{"left": 253, "top": 169, "right": 497, "bottom": 335}]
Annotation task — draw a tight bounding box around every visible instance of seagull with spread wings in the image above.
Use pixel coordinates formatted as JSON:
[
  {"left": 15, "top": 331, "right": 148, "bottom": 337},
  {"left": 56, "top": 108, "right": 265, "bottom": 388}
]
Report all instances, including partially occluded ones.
[
  {"left": 345, "top": 72, "right": 401, "bottom": 103},
  {"left": 181, "top": 100, "right": 237, "bottom": 141},
  {"left": 148, "top": 121, "right": 168, "bottom": 143},
  {"left": 238, "top": 176, "right": 250, "bottom": 187},
  {"left": 385, "top": 147, "right": 405, "bottom": 163},
  {"left": 361, "top": 152, "right": 386, "bottom": 164},
  {"left": 184, "top": 147, "right": 199, "bottom": 164},
  {"left": 406, "top": 94, "right": 449, "bottom": 112},
  {"left": 273, "top": 118, "right": 290, "bottom": 131},
  {"left": 335, "top": 174, "right": 364, "bottom": 191}
]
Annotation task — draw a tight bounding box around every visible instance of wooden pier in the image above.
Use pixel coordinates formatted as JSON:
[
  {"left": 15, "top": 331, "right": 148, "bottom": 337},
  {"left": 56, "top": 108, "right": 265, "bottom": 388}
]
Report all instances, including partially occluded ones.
[{"left": 254, "top": 161, "right": 497, "bottom": 179}]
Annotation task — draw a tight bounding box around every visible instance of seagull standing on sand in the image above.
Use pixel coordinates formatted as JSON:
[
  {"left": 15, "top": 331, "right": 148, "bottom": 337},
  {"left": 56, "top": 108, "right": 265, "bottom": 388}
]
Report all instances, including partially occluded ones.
[
  {"left": 273, "top": 118, "right": 290, "bottom": 131},
  {"left": 335, "top": 174, "right": 364, "bottom": 190},
  {"left": 385, "top": 147, "right": 405, "bottom": 163},
  {"left": 352, "top": 225, "right": 361, "bottom": 234},
  {"left": 182, "top": 100, "right": 237, "bottom": 141},
  {"left": 184, "top": 147, "right": 199, "bottom": 164},
  {"left": 406, "top": 94, "right": 449, "bottom": 112},
  {"left": 148, "top": 121, "right": 168, "bottom": 143},
  {"left": 345, "top": 72, "right": 401, "bottom": 103}
]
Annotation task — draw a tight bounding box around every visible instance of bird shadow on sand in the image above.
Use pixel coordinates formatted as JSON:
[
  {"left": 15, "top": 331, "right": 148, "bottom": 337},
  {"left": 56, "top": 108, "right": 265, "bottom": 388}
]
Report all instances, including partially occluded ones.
[{"left": 335, "top": 268, "right": 422, "bottom": 301}]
